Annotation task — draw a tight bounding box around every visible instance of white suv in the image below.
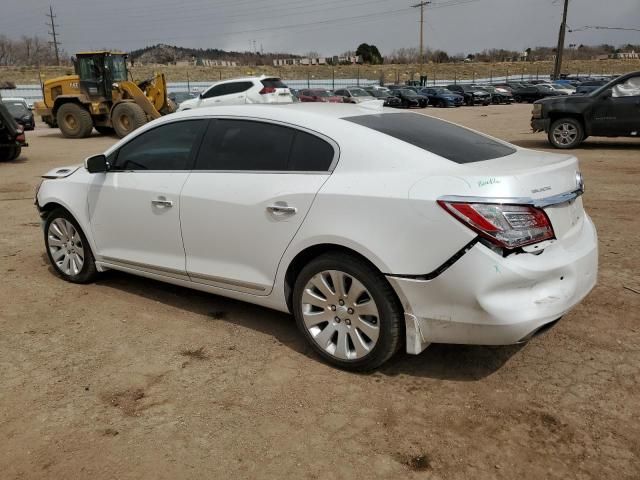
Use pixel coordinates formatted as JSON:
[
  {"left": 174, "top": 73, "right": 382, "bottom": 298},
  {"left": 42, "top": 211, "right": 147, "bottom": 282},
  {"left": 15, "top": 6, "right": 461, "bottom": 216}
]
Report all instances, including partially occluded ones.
[{"left": 178, "top": 76, "right": 293, "bottom": 110}]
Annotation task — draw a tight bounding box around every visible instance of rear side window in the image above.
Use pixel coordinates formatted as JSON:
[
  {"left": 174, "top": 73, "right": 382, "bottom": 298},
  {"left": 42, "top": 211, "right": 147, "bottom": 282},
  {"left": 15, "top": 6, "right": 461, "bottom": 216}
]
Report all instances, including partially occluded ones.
[
  {"left": 261, "top": 78, "right": 287, "bottom": 89},
  {"left": 345, "top": 113, "right": 515, "bottom": 164},
  {"left": 112, "top": 120, "right": 206, "bottom": 170},
  {"left": 195, "top": 120, "right": 335, "bottom": 172},
  {"left": 197, "top": 120, "right": 293, "bottom": 171},
  {"left": 289, "top": 131, "right": 334, "bottom": 171}
]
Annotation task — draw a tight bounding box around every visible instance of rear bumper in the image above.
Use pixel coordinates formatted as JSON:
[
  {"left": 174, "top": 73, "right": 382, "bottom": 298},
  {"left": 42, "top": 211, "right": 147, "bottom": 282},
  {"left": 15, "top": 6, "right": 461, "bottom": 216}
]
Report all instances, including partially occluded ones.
[
  {"left": 388, "top": 214, "right": 598, "bottom": 354},
  {"left": 531, "top": 118, "right": 550, "bottom": 132}
]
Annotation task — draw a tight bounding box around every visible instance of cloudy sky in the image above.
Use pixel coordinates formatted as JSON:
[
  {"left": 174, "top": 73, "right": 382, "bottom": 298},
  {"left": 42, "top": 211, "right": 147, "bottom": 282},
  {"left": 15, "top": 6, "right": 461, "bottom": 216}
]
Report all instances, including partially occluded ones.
[{"left": 2, "top": 0, "right": 638, "bottom": 56}]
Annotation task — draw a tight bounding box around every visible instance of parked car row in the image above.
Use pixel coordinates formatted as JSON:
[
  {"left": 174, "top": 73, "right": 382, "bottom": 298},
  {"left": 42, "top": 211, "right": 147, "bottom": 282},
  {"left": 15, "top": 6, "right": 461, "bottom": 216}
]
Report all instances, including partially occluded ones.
[{"left": 0, "top": 92, "right": 28, "bottom": 161}]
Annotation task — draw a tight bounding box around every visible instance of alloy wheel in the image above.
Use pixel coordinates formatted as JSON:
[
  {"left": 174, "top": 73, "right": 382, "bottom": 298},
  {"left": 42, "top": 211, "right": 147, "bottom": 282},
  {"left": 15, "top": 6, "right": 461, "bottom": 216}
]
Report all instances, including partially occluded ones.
[
  {"left": 47, "top": 218, "right": 85, "bottom": 276},
  {"left": 301, "top": 270, "right": 380, "bottom": 361},
  {"left": 552, "top": 122, "right": 578, "bottom": 146}
]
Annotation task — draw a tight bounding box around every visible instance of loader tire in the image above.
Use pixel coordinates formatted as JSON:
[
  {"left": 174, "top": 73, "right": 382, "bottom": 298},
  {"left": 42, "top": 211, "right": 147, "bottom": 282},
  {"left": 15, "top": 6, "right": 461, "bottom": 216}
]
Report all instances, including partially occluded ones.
[
  {"left": 112, "top": 103, "right": 147, "bottom": 138},
  {"left": 56, "top": 103, "right": 94, "bottom": 139}
]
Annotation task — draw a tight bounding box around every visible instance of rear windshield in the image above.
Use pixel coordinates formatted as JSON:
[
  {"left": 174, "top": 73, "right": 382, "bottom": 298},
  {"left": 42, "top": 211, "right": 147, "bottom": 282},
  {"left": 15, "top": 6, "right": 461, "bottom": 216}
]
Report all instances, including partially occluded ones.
[
  {"left": 345, "top": 113, "right": 516, "bottom": 164},
  {"left": 261, "top": 78, "right": 287, "bottom": 88}
]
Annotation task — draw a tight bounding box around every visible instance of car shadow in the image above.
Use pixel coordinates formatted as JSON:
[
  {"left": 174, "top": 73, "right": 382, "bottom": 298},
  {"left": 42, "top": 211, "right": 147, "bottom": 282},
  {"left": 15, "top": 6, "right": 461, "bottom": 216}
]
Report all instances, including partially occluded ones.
[
  {"left": 59, "top": 268, "right": 523, "bottom": 381},
  {"left": 512, "top": 138, "right": 640, "bottom": 150}
]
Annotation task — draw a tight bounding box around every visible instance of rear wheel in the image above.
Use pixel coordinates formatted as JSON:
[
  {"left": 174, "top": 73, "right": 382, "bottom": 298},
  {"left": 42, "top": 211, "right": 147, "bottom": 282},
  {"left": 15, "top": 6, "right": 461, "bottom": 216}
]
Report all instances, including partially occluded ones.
[
  {"left": 44, "top": 208, "right": 98, "bottom": 283},
  {"left": 56, "top": 103, "right": 94, "bottom": 138},
  {"left": 548, "top": 118, "right": 584, "bottom": 149},
  {"left": 292, "top": 252, "right": 402, "bottom": 371},
  {"left": 111, "top": 102, "right": 147, "bottom": 138}
]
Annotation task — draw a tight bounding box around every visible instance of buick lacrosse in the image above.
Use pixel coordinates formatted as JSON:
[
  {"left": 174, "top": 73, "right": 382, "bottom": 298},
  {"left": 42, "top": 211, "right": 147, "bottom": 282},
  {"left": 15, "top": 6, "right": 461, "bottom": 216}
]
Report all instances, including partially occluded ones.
[{"left": 36, "top": 104, "right": 598, "bottom": 370}]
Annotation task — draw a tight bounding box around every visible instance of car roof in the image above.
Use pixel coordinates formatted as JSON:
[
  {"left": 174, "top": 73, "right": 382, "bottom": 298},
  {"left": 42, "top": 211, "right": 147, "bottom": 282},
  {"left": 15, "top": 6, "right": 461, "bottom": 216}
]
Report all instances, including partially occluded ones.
[{"left": 2, "top": 97, "right": 27, "bottom": 102}]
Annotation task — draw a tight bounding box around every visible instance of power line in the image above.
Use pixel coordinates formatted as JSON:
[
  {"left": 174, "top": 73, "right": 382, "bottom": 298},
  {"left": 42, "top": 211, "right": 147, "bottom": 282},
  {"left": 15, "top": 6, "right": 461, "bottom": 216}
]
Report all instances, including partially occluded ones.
[
  {"left": 569, "top": 25, "right": 640, "bottom": 33},
  {"left": 46, "top": 4, "right": 61, "bottom": 66}
]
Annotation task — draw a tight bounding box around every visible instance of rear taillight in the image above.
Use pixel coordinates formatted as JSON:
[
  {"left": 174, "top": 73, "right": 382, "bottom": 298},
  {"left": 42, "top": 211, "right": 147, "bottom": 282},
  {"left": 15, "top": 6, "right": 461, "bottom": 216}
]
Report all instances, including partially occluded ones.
[
  {"left": 259, "top": 86, "right": 276, "bottom": 94},
  {"left": 437, "top": 200, "right": 555, "bottom": 249}
]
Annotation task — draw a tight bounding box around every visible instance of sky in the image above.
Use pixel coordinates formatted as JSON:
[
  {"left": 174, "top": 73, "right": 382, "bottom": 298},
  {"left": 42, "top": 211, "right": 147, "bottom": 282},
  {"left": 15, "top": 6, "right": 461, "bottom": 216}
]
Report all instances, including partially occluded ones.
[{"left": 1, "top": 0, "right": 638, "bottom": 57}]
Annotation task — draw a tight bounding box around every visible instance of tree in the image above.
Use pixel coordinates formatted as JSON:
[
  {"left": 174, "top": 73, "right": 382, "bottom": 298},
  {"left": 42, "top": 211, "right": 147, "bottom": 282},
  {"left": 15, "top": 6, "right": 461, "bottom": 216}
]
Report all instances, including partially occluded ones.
[{"left": 356, "top": 43, "right": 383, "bottom": 64}]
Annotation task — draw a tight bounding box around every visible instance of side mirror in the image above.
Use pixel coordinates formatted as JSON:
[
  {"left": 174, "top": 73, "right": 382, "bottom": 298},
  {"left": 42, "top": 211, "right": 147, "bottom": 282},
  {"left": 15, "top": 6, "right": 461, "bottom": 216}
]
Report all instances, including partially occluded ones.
[
  {"left": 600, "top": 89, "right": 612, "bottom": 99},
  {"left": 85, "top": 154, "right": 108, "bottom": 173}
]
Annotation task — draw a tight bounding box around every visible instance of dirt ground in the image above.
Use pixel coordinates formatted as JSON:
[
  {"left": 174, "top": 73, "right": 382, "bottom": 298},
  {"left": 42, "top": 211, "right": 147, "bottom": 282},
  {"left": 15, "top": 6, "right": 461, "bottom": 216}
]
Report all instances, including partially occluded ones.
[
  {"left": 1, "top": 104, "right": 639, "bottom": 479},
  {"left": 2, "top": 58, "right": 639, "bottom": 84}
]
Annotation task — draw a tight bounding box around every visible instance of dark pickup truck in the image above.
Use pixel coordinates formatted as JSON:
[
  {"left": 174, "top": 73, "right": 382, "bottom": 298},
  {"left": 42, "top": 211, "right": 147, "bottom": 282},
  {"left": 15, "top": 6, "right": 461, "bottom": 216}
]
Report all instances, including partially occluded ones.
[
  {"left": 0, "top": 93, "right": 27, "bottom": 161},
  {"left": 531, "top": 71, "right": 640, "bottom": 148}
]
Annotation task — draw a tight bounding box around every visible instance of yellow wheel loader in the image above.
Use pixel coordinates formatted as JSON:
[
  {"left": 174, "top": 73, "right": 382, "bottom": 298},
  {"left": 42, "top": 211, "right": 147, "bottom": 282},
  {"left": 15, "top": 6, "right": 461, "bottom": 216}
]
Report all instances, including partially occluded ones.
[{"left": 34, "top": 51, "right": 175, "bottom": 138}]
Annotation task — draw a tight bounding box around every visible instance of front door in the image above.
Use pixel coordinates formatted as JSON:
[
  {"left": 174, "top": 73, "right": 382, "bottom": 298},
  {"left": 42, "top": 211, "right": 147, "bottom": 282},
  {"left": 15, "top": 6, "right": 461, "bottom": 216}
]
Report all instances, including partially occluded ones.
[
  {"left": 609, "top": 75, "right": 640, "bottom": 136},
  {"left": 180, "top": 118, "right": 337, "bottom": 294},
  {"left": 87, "top": 119, "right": 207, "bottom": 275}
]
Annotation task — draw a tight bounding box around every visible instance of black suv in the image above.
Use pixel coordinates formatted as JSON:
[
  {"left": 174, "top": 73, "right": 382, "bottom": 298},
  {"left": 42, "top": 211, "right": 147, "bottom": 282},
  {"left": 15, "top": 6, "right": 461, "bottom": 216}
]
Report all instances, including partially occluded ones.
[
  {"left": 446, "top": 84, "right": 491, "bottom": 106},
  {"left": 531, "top": 71, "right": 640, "bottom": 149},
  {"left": 0, "top": 93, "right": 27, "bottom": 161}
]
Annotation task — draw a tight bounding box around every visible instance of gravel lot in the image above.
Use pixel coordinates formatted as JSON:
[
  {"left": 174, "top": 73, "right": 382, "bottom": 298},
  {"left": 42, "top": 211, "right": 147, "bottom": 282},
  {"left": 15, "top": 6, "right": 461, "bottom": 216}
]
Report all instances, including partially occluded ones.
[{"left": 1, "top": 104, "right": 639, "bottom": 479}]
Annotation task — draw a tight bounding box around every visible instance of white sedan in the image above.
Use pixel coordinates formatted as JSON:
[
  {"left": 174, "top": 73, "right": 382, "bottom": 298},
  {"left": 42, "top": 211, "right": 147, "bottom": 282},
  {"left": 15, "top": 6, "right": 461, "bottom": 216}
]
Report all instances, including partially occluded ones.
[{"left": 35, "top": 104, "right": 598, "bottom": 370}]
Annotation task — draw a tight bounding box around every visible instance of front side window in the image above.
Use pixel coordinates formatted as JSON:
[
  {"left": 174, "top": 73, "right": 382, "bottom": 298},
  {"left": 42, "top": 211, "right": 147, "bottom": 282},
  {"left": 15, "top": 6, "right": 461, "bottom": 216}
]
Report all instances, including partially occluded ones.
[
  {"left": 202, "top": 84, "right": 229, "bottom": 99},
  {"left": 195, "top": 120, "right": 335, "bottom": 172},
  {"left": 612, "top": 76, "right": 640, "bottom": 98},
  {"left": 108, "top": 55, "right": 127, "bottom": 82},
  {"left": 112, "top": 120, "right": 206, "bottom": 171}
]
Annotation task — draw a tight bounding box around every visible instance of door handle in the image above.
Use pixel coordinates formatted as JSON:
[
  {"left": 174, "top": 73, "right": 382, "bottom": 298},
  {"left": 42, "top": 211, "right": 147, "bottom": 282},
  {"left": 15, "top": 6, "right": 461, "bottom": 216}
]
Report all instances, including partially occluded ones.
[
  {"left": 267, "top": 204, "right": 297, "bottom": 215},
  {"left": 151, "top": 199, "right": 173, "bottom": 208}
]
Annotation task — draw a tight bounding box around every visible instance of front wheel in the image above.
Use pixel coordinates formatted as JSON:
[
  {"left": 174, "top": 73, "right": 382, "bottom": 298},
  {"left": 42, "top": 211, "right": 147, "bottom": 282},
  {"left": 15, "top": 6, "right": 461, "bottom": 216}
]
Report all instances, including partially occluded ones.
[
  {"left": 0, "top": 145, "right": 21, "bottom": 161},
  {"left": 548, "top": 118, "right": 584, "bottom": 149},
  {"left": 111, "top": 102, "right": 147, "bottom": 138},
  {"left": 44, "top": 209, "right": 98, "bottom": 283},
  {"left": 292, "top": 253, "right": 403, "bottom": 371},
  {"left": 56, "top": 103, "right": 93, "bottom": 138}
]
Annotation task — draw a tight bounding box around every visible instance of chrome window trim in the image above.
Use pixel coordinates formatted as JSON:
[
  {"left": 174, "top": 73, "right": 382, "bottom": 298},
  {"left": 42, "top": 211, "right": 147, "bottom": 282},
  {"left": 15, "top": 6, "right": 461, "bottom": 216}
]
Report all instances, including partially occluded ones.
[
  {"left": 438, "top": 188, "right": 584, "bottom": 208},
  {"left": 107, "top": 115, "right": 340, "bottom": 174}
]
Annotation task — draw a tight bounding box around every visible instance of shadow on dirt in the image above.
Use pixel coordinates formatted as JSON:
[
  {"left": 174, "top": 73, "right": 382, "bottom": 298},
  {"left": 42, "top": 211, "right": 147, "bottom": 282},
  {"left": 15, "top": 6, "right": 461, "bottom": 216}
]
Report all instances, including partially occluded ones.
[
  {"left": 512, "top": 138, "right": 640, "bottom": 150},
  {"left": 75, "top": 269, "right": 523, "bottom": 381}
]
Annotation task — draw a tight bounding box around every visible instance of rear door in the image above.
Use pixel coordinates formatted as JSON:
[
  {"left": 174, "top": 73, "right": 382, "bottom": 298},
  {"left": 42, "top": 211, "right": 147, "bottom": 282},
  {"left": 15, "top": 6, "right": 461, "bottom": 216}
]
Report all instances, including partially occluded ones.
[{"left": 180, "top": 118, "right": 336, "bottom": 294}]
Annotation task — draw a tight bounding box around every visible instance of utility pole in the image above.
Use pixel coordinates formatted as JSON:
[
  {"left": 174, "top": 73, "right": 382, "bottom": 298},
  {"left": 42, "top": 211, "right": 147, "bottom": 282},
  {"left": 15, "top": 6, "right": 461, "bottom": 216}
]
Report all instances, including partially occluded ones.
[
  {"left": 553, "top": 0, "right": 569, "bottom": 80},
  {"left": 46, "top": 4, "right": 61, "bottom": 66},
  {"left": 411, "top": 1, "right": 430, "bottom": 83}
]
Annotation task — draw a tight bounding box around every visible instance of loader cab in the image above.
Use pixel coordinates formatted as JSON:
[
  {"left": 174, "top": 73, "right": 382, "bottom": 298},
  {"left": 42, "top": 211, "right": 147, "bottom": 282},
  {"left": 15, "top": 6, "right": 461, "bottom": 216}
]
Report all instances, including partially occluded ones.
[{"left": 76, "top": 52, "right": 128, "bottom": 101}]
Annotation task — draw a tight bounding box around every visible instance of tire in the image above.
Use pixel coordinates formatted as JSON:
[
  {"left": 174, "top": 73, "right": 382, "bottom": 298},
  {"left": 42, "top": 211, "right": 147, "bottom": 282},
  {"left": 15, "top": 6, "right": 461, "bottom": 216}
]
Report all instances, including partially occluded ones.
[
  {"left": 94, "top": 126, "right": 115, "bottom": 136},
  {"left": 548, "top": 118, "right": 584, "bottom": 149},
  {"left": 56, "top": 103, "right": 94, "bottom": 138},
  {"left": 514, "top": 95, "right": 522, "bottom": 103},
  {"left": 44, "top": 208, "right": 98, "bottom": 284},
  {"left": 292, "top": 252, "right": 403, "bottom": 371},
  {"left": 111, "top": 102, "right": 147, "bottom": 138},
  {"left": 0, "top": 146, "right": 20, "bottom": 161}
]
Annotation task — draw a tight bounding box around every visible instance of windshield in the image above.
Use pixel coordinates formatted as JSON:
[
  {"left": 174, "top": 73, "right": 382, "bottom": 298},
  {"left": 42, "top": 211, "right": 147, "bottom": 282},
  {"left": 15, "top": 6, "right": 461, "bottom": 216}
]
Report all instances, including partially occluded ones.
[
  {"left": 109, "top": 55, "right": 128, "bottom": 82},
  {"left": 370, "top": 90, "right": 388, "bottom": 97},
  {"left": 311, "top": 90, "right": 331, "bottom": 97},
  {"left": 350, "top": 89, "right": 370, "bottom": 97},
  {"left": 401, "top": 89, "right": 417, "bottom": 96},
  {"left": 4, "top": 102, "right": 28, "bottom": 116}
]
